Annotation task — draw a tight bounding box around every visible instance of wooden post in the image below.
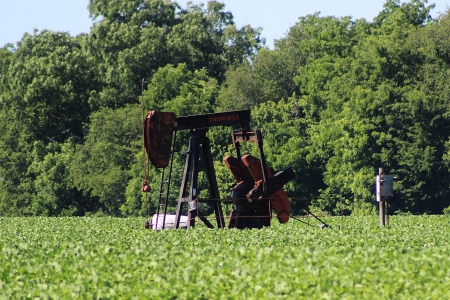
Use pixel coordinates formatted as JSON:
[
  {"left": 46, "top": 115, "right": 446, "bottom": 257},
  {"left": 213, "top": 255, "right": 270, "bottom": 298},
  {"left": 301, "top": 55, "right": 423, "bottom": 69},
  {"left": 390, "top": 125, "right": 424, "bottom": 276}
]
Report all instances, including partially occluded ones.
[
  {"left": 386, "top": 202, "right": 389, "bottom": 226},
  {"left": 379, "top": 201, "right": 386, "bottom": 226},
  {"left": 377, "top": 168, "right": 386, "bottom": 227}
]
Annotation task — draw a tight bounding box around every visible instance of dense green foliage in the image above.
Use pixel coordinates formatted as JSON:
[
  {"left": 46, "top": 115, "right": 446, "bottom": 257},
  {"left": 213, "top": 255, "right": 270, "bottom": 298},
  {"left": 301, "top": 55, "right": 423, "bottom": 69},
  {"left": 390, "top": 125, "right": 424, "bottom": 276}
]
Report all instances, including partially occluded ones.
[
  {"left": 1, "top": 216, "right": 450, "bottom": 298},
  {"left": 1, "top": 0, "right": 450, "bottom": 216}
]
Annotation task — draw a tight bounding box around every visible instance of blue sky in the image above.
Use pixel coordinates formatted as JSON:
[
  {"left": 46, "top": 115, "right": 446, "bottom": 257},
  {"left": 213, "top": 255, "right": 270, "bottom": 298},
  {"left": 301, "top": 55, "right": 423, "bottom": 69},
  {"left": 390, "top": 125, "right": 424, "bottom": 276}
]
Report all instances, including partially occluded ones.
[{"left": 1, "top": 0, "right": 449, "bottom": 49}]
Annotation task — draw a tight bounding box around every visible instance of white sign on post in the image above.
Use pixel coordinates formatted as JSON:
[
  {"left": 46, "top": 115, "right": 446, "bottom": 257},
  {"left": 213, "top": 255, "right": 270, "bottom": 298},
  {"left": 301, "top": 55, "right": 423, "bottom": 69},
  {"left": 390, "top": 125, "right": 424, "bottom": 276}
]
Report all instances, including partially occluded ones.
[{"left": 375, "top": 175, "right": 382, "bottom": 202}]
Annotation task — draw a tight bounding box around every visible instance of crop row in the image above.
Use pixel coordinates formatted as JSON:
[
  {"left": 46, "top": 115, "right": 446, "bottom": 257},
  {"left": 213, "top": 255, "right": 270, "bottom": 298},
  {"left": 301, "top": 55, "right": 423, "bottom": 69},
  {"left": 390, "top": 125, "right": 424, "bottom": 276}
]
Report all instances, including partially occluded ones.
[{"left": 1, "top": 216, "right": 450, "bottom": 299}]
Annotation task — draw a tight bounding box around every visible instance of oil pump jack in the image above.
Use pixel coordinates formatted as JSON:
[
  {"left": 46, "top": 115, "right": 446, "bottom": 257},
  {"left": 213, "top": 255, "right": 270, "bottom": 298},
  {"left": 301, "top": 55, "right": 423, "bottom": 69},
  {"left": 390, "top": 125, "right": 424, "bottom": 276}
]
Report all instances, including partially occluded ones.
[{"left": 142, "top": 109, "right": 299, "bottom": 229}]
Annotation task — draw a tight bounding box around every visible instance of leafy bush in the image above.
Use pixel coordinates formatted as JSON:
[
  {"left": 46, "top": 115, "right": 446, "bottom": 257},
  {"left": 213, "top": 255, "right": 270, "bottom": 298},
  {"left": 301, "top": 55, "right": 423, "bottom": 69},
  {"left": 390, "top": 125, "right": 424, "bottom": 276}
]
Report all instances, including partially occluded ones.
[{"left": 443, "top": 205, "right": 450, "bottom": 215}]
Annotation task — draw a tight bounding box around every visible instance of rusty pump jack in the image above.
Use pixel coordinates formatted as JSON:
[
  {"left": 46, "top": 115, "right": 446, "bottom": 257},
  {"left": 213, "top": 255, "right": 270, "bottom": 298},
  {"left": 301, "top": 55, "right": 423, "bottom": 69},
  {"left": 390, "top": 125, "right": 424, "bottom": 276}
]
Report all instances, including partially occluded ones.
[{"left": 143, "top": 109, "right": 295, "bottom": 229}]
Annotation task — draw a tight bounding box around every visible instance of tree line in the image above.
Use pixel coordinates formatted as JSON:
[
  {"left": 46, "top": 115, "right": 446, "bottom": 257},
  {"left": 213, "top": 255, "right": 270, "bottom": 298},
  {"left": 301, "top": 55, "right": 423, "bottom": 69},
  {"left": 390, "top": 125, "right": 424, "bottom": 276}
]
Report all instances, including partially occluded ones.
[{"left": 1, "top": 0, "right": 449, "bottom": 217}]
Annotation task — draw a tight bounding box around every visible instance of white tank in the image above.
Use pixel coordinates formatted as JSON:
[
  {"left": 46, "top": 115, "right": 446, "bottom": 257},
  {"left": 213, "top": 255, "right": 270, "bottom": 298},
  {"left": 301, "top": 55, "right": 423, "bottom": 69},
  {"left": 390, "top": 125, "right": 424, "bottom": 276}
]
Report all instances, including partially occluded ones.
[{"left": 150, "top": 214, "right": 188, "bottom": 230}]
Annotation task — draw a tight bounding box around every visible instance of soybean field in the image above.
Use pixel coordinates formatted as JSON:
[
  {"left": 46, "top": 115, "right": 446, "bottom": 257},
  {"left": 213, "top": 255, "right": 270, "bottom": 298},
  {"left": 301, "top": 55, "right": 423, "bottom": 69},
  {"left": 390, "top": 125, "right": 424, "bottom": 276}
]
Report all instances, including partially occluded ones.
[{"left": 1, "top": 215, "right": 450, "bottom": 299}]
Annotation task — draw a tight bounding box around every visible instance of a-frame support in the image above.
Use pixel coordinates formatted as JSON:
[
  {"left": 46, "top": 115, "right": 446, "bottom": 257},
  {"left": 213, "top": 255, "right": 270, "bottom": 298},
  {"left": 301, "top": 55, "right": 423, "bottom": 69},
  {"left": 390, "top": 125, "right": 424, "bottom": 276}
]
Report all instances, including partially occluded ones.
[{"left": 175, "top": 128, "right": 225, "bottom": 229}]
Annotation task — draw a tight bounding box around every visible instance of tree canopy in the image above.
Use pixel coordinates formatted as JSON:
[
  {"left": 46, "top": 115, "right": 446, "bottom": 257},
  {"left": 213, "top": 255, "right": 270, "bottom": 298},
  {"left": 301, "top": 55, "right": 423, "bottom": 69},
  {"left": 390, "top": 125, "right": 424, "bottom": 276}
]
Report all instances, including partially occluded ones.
[{"left": 1, "top": 0, "right": 450, "bottom": 216}]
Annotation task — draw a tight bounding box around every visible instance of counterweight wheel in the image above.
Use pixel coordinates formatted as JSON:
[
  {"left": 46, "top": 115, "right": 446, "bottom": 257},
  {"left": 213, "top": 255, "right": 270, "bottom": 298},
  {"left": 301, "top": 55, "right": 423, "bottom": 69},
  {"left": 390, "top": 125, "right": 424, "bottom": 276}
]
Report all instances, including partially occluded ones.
[{"left": 224, "top": 154, "right": 294, "bottom": 229}]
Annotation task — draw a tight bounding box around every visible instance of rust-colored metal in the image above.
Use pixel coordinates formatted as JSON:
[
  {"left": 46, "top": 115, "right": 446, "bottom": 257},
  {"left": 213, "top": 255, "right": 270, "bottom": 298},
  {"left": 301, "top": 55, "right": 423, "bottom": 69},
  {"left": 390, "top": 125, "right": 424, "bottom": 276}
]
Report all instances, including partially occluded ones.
[
  {"left": 241, "top": 154, "right": 291, "bottom": 223},
  {"left": 141, "top": 181, "right": 151, "bottom": 192},
  {"left": 223, "top": 156, "right": 253, "bottom": 183},
  {"left": 269, "top": 189, "right": 290, "bottom": 223},
  {"left": 143, "top": 111, "right": 176, "bottom": 168},
  {"left": 241, "top": 154, "right": 272, "bottom": 183},
  {"left": 224, "top": 155, "right": 270, "bottom": 229}
]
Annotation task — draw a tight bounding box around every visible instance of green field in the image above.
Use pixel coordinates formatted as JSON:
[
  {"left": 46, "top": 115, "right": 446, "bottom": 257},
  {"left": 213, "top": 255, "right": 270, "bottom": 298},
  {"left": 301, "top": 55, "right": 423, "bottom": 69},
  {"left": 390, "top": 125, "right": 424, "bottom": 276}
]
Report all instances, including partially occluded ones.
[{"left": 1, "top": 215, "right": 450, "bottom": 299}]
